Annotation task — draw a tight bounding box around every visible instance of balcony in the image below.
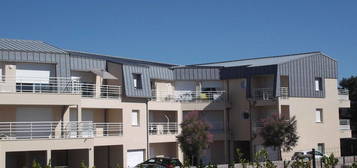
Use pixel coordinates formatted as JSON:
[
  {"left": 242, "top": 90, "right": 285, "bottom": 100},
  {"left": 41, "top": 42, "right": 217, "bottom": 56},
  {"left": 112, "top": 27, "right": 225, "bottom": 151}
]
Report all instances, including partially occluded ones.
[
  {"left": 151, "top": 90, "right": 225, "bottom": 103},
  {"left": 280, "top": 87, "right": 289, "bottom": 99},
  {"left": 0, "top": 121, "right": 123, "bottom": 140},
  {"left": 338, "top": 88, "right": 349, "bottom": 101},
  {"left": 0, "top": 76, "right": 121, "bottom": 99},
  {"left": 81, "top": 83, "right": 121, "bottom": 99},
  {"left": 253, "top": 88, "right": 274, "bottom": 100},
  {"left": 340, "top": 119, "right": 351, "bottom": 130},
  {"left": 148, "top": 122, "right": 178, "bottom": 135}
]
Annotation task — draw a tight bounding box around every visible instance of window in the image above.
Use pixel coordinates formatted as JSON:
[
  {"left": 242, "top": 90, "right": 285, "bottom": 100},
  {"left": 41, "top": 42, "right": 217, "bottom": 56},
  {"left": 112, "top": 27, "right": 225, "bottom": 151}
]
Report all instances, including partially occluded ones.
[
  {"left": 242, "top": 112, "right": 250, "bottom": 120},
  {"left": 131, "top": 110, "right": 140, "bottom": 126},
  {"left": 281, "top": 105, "right": 290, "bottom": 120},
  {"left": 240, "top": 80, "right": 246, "bottom": 89},
  {"left": 317, "top": 143, "right": 325, "bottom": 154},
  {"left": 133, "top": 74, "right": 142, "bottom": 89},
  {"left": 315, "top": 109, "right": 323, "bottom": 123},
  {"left": 315, "top": 77, "right": 323, "bottom": 91}
]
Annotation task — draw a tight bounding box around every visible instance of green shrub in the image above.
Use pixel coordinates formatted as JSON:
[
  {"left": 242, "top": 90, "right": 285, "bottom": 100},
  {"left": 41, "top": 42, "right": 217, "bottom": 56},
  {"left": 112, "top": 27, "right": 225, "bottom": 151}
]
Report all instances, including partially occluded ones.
[
  {"left": 79, "top": 160, "right": 87, "bottom": 168},
  {"left": 321, "top": 153, "right": 338, "bottom": 168},
  {"left": 32, "top": 160, "right": 42, "bottom": 168},
  {"left": 290, "top": 159, "right": 311, "bottom": 168}
]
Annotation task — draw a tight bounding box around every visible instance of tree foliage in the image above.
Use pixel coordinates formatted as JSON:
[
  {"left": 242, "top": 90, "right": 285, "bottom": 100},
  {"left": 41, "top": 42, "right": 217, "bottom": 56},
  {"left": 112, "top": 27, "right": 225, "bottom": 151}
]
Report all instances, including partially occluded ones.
[
  {"left": 260, "top": 115, "right": 299, "bottom": 160},
  {"left": 177, "top": 111, "right": 213, "bottom": 165}
]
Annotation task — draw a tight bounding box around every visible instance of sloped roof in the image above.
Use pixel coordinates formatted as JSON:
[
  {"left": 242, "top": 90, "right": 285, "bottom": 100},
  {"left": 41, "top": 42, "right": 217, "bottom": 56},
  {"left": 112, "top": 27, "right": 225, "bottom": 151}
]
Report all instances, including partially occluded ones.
[
  {"left": 68, "top": 50, "right": 176, "bottom": 67},
  {"left": 195, "top": 52, "right": 322, "bottom": 67},
  {"left": 0, "top": 39, "right": 67, "bottom": 54}
]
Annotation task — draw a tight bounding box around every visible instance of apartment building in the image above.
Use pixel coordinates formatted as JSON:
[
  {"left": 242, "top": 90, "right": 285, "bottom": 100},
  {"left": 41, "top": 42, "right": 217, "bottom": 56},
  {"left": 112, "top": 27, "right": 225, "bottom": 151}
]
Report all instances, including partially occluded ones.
[{"left": 0, "top": 38, "right": 351, "bottom": 168}]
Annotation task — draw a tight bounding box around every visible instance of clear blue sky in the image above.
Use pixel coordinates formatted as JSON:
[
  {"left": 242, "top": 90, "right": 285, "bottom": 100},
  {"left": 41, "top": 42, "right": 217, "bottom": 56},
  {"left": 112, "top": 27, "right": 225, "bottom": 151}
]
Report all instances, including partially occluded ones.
[{"left": 0, "top": 0, "right": 356, "bottom": 78}]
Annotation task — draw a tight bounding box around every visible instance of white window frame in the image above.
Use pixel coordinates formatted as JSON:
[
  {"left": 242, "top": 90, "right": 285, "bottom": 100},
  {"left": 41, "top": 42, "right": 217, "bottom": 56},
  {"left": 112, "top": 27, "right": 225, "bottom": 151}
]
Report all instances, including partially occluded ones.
[
  {"left": 315, "top": 108, "right": 323, "bottom": 123},
  {"left": 133, "top": 74, "right": 142, "bottom": 89},
  {"left": 131, "top": 110, "right": 140, "bottom": 126},
  {"left": 315, "top": 78, "right": 322, "bottom": 91}
]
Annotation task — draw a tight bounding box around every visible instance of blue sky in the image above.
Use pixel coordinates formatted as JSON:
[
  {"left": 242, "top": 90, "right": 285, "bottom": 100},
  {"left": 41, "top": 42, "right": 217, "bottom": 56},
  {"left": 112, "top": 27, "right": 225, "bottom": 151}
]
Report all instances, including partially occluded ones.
[{"left": 0, "top": 0, "right": 356, "bottom": 78}]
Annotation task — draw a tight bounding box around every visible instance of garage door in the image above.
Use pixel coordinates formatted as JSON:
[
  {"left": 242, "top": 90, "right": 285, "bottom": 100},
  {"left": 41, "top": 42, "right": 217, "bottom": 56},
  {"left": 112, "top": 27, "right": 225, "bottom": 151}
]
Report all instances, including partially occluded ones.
[{"left": 127, "top": 150, "right": 144, "bottom": 168}]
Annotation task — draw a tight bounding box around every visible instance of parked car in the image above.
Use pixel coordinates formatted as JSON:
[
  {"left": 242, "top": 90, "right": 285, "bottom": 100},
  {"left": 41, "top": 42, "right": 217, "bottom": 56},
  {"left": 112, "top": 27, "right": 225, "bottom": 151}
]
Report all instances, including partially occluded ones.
[
  {"left": 291, "top": 151, "right": 327, "bottom": 160},
  {"left": 136, "top": 157, "right": 182, "bottom": 168}
]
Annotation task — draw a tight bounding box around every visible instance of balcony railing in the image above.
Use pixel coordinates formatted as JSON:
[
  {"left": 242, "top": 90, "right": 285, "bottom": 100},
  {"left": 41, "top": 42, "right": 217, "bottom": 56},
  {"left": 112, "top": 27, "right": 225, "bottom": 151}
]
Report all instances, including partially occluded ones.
[
  {"left": 80, "top": 83, "right": 121, "bottom": 99},
  {"left": 151, "top": 90, "right": 226, "bottom": 103},
  {"left": 280, "top": 87, "right": 289, "bottom": 99},
  {"left": 0, "top": 77, "right": 81, "bottom": 94},
  {"left": 93, "top": 123, "right": 123, "bottom": 136},
  {"left": 149, "top": 122, "right": 178, "bottom": 135},
  {"left": 338, "top": 88, "right": 349, "bottom": 101},
  {"left": 0, "top": 76, "right": 121, "bottom": 99},
  {"left": 340, "top": 119, "right": 351, "bottom": 130},
  {"left": 0, "top": 121, "right": 123, "bottom": 140},
  {"left": 253, "top": 88, "right": 274, "bottom": 100}
]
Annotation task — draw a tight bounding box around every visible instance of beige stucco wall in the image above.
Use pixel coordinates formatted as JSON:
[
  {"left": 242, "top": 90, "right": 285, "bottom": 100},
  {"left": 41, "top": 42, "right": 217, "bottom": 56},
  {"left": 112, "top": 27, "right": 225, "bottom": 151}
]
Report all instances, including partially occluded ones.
[
  {"left": 228, "top": 79, "right": 250, "bottom": 141},
  {"left": 280, "top": 78, "right": 342, "bottom": 159}
]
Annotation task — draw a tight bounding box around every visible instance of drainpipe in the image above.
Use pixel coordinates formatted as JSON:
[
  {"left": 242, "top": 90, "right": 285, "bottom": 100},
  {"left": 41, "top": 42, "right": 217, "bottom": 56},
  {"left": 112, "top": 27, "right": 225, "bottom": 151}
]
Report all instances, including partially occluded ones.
[{"left": 146, "top": 99, "right": 150, "bottom": 159}]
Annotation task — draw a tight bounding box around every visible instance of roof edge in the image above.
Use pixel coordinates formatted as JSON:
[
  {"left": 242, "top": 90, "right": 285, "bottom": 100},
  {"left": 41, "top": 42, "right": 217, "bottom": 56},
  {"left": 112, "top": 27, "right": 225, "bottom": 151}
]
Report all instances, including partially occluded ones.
[{"left": 193, "top": 51, "right": 322, "bottom": 66}]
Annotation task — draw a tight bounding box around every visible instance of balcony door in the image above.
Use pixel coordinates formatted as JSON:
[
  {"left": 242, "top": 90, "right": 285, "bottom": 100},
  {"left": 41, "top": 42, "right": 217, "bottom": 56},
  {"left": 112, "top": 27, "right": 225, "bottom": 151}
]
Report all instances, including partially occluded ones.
[
  {"left": 15, "top": 63, "right": 55, "bottom": 93},
  {"left": 15, "top": 107, "right": 53, "bottom": 139}
]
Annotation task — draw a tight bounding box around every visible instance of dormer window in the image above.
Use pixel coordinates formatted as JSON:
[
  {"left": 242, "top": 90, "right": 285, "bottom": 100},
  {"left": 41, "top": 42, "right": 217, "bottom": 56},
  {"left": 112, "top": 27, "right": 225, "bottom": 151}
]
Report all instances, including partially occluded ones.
[
  {"left": 315, "top": 77, "right": 322, "bottom": 91},
  {"left": 133, "top": 73, "right": 142, "bottom": 89}
]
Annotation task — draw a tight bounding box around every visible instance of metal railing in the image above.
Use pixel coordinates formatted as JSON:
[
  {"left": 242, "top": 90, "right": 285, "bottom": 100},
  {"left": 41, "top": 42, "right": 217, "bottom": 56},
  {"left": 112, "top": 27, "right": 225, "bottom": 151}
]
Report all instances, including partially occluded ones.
[
  {"left": 338, "top": 88, "right": 349, "bottom": 95},
  {"left": 93, "top": 123, "right": 123, "bottom": 136},
  {"left": 280, "top": 87, "right": 289, "bottom": 99},
  {"left": 253, "top": 88, "right": 274, "bottom": 100},
  {"left": 148, "top": 122, "right": 178, "bottom": 135},
  {"left": 151, "top": 90, "right": 226, "bottom": 102},
  {"left": 0, "top": 76, "right": 121, "bottom": 99},
  {"left": 340, "top": 119, "right": 351, "bottom": 130},
  {"left": 338, "top": 88, "right": 349, "bottom": 101},
  {"left": 0, "top": 121, "right": 123, "bottom": 140},
  {"left": 100, "top": 85, "right": 121, "bottom": 99},
  {"left": 0, "top": 76, "right": 81, "bottom": 94}
]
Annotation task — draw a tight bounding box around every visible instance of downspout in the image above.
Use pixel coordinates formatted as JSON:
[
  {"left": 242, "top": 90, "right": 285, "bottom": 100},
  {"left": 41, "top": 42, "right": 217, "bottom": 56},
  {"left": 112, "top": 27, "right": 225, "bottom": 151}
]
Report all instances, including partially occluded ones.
[{"left": 146, "top": 99, "right": 150, "bottom": 159}]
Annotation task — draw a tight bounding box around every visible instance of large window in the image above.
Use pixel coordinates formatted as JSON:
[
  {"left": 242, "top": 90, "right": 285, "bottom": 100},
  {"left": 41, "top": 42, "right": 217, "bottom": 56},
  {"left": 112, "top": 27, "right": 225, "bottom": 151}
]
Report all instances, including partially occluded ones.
[
  {"left": 133, "top": 74, "right": 142, "bottom": 89},
  {"left": 315, "top": 108, "right": 323, "bottom": 123},
  {"left": 131, "top": 110, "right": 140, "bottom": 126},
  {"left": 315, "top": 77, "right": 323, "bottom": 91}
]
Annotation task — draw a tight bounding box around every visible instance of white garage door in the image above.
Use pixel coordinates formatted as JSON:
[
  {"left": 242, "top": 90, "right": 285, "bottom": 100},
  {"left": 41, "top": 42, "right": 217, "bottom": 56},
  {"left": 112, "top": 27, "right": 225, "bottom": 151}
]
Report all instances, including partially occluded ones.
[
  {"left": 16, "top": 63, "right": 54, "bottom": 83},
  {"left": 16, "top": 107, "right": 53, "bottom": 122},
  {"left": 127, "top": 150, "right": 144, "bottom": 168}
]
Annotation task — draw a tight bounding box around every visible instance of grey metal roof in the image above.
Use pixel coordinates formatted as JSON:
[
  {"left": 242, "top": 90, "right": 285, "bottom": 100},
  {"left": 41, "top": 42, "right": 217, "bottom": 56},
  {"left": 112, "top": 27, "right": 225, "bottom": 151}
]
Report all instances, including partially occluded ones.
[
  {"left": 0, "top": 39, "right": 67, "bottom": 54},
  {"left": 195, "top": 52, "right": 323, "bottom": 67},
  {"left": 67, "top": 50, "right": 176, "bottom": 67}
]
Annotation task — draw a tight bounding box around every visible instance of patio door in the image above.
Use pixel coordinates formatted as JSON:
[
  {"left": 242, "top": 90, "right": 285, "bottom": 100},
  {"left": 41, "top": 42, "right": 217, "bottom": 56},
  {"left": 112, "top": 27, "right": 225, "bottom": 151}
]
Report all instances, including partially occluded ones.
[{"left": 15, "top": 107, "right": 53, "bottom": 139}]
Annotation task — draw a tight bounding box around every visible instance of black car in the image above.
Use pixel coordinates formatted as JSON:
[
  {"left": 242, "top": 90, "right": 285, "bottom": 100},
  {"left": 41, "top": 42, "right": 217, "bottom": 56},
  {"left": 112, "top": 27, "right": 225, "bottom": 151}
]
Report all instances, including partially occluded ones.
[{"left": 136, "top": 157, "right": 183, "bottom": 168}]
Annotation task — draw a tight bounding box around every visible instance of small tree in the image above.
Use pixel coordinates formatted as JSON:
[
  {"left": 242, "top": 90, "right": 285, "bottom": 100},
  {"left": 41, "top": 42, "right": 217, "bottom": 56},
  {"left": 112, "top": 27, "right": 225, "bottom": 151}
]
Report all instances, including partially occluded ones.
[
  {"left": 177, "top": 111, "right": 213, "bottom": 166},
  {"left": 260, "top": 115, "right": 299, "bottom": 160}
]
